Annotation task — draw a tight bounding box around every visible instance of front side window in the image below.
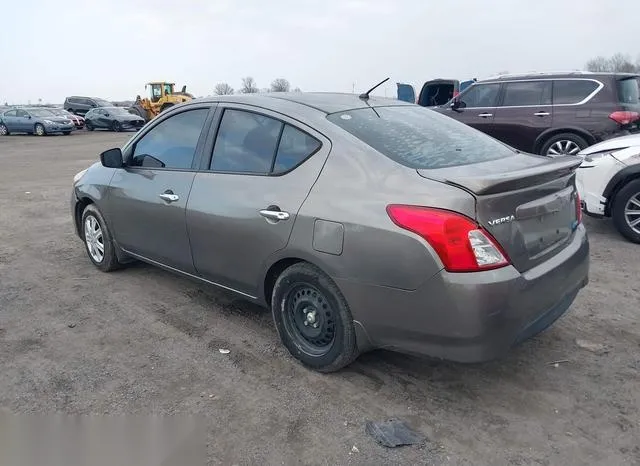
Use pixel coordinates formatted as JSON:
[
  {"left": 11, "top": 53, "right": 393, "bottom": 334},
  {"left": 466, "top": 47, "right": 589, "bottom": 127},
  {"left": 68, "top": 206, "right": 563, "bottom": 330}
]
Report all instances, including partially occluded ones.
[
  {"left": 458, "top": 83, "right": 501, "bottom": 108},
  {"left": 210, "top": 109, "right": 283, "bottom": 173},
  {"left": 502, "top": 81, "right": 551, "bottom": 106},
  {"left": 131, "top": 108, "right": 209, "bottom": 169},
  {"left": 16, "top": 110, "right": 28, "bottom": 118},
  {"left": 327, "top": 105, "right": 515, "bottom": 170},
  {"left": 553, "top": 80, "right": 600, "bottom": 105}
]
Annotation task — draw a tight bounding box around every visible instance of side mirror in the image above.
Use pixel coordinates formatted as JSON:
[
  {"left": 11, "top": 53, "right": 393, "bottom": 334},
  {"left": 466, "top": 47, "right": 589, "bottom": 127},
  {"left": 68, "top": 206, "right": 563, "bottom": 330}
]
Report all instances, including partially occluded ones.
[
  {"left": 104, "top": 113, "right": 110, "bottom": 117},
  {"left": 450, "top": 99, "right": 461, "bottom": 110},
  {"left": 27, "top": 115, "right": 32, "bottom": 119},
  {"left": 100, "top": 148, "right": 124, "bottom": 168},
  {"left": 90, "top": 103, "right": 97, "bottom": 108}
]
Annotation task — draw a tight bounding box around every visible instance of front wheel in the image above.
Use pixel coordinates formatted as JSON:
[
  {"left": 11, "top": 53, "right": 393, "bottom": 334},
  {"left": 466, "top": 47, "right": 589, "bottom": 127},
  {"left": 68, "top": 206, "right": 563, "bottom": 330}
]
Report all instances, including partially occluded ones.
[
  {"left": 271, "top": 263, "right": 359, "bottom": 372},
  {"left": 63, "top": 131, "right": 71, "bottom": 135},
  {"left": 612, "top": 179, "right": 640, "bottom": 244},
  {"left": 34, "top": 123, "right": 46, "bottom": 136},
  {"left": 111, "top": 121, "right": 121, "bottom": 132},
  {"left": 81, "top": 204, "right": 121, "bottom": 272},
  {"left": 540, "top": 133, "right": 588, "bottom": 157}
]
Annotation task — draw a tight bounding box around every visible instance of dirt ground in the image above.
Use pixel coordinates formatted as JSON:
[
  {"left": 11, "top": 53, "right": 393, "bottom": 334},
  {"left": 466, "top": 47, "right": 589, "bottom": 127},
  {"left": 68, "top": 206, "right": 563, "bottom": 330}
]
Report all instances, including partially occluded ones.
[{"left": 0, "top": 131, "right": 639, "bottom": 465}]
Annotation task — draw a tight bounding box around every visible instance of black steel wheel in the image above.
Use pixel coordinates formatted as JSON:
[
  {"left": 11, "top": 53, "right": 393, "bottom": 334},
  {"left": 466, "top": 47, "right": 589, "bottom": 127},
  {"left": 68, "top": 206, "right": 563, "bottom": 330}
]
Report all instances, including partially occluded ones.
[
  {"left": 272, "top": 262, "right": 359, "bottom": 372},
  {"left": 111, "top": 120, "right": 121, "bottom": 132}
]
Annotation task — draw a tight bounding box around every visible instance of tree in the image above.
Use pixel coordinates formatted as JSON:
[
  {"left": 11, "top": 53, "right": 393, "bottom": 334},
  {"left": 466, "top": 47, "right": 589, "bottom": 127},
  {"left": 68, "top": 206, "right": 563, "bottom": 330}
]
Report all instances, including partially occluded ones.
[
  {"left": 293, "top": 87, "right": 302, "bottom": 92},
  {"left": 214, "top": 83, "right": 234, "bottom": 95},
  {"left": 585, "top": 53, "right": 640, "bottom": 73},
  {"left": 240, "top": 76, "right": 259, "bottom": 94},
  {"left": 270, "top": 78, "right": 290, "bottom": 93}
]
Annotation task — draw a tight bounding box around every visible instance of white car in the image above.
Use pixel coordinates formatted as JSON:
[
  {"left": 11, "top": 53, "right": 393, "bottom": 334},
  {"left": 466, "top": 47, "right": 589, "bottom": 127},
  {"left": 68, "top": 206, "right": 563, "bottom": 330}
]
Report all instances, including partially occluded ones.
[{"left": 576, "top": 133, "right": 640, "bottom": 243}]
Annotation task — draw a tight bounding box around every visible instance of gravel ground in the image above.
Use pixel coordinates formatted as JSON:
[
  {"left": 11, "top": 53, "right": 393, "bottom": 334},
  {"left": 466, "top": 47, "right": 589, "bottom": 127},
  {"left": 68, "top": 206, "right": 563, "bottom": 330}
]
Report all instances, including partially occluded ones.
[{"left": 0, "top": 131, "right": 639, "bottom": 465}]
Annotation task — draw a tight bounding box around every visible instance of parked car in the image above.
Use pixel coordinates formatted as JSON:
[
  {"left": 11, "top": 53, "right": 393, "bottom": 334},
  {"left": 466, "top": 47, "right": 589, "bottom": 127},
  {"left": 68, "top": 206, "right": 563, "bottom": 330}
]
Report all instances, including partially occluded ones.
[
  {"left": 84, "top": 106, "right": 145, "bottom": 132},
  {"left": 64, "top": 96, "right": 112, "bottom": 116},
  {"left": 71, "top": 93, "right": 589, "bottom": 372},
  {"left": 433, "top": 72, "right": 640, "bottom": 156},
  {"left": 577, "top": 133, "right": 640, "bottom": 243},
  {"left": 47, "top": 107, "right": 85, "bottom": 129},
  {"left": 397, "top": 78, "right": 477, "bottom": 106},
  {"left": 0, "top": 107, "right": 74, "bottom": 136}
]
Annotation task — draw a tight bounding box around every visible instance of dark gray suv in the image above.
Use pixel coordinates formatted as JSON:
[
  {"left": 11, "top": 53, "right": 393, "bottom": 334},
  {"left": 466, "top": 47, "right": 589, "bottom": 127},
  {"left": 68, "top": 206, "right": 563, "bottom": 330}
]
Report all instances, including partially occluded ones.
[
  {"left": 64, "top": 96, "right": 113, "bottom": 117},
  {"left": 434, "top": 72, "right": 640, "bottom": 156}
]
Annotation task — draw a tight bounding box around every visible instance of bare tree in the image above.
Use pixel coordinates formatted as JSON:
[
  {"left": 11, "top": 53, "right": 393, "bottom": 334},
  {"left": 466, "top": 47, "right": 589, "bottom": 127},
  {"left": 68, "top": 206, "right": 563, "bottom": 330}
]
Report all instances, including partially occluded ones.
[
  {"left": 240, "top": 77, "right": 259, "bottom": 94},
  {"left": 293, "top": 87, "right": 302, "bottom": 92},
  {"left": 270, "top": 78, "right": 291, "bottom": 92},
  {"left": 585, "top": 53, "right": 640, "bottom": 73},
  {"left": 214, "top": 83, "right": 234, "bottom": 95}
]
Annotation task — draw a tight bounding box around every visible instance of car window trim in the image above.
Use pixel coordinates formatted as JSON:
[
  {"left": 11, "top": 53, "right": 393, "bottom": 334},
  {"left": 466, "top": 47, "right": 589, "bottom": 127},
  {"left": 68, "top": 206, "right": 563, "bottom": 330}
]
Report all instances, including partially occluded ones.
[
  {"left": 202, "top": 104, "right": 324, "bottom": 177},
  {"left": 462, "top": 78, "right": 603, "bottom": 109},
  {"left": 121, "top": 104, "right": 217, "bottom": 173}
]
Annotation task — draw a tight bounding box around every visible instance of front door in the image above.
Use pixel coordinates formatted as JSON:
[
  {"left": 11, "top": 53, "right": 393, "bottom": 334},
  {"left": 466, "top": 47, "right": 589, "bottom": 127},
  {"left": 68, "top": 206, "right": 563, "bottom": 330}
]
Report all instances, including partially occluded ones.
[
  {"left": 107, "top": 106, "right": 213, "bottom": 273},
  {"left": 186, "top": 105, "right": 330, "bottom": 297},
  {"left": 441, "top": 82, "right": 502, "bottom": 138},
  {"left": 15, "top": 109, "right": 31, "bottom": 132},
  {"left": 491, "top": 80, "right": 553, "bottom": 152}
]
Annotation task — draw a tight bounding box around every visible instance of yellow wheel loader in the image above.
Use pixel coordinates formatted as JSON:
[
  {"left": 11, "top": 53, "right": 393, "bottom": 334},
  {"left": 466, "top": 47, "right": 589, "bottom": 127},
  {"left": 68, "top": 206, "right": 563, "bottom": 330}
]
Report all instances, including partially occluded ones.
[{"left": 130, "top": 82, "right": 194, "bottom": 122}]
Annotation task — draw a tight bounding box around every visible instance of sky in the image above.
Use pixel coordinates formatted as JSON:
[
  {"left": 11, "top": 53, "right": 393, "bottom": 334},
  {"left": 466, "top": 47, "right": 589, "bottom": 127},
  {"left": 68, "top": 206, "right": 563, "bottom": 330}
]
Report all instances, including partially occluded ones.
[{"left": 1, "top": 0, "right": 639, "bottom": 104}]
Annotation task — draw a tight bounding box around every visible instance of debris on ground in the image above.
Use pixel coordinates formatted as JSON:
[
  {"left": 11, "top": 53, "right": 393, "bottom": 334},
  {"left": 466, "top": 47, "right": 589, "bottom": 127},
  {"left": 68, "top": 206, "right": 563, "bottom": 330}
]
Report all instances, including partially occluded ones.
[
  {"left": 365, "top": 419, "right": 424, "bottom": 448},
  {"left": 67, "top": 323, "right": 76, "bottom": 328},
  {"left": 218, "top": 348, "right": 230, "bottom": 354},
  {"left": 575, "top": 339, "right": 609, "bottom": 354},
  {"left": 351, "top": 445, "right": 359, "bottom": 453}
]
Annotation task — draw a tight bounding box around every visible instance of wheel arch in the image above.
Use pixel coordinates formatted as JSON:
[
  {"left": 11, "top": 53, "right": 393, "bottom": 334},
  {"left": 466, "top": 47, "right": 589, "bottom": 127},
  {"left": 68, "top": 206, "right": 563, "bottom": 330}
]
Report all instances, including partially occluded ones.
[
  {"left": 534, "top": 127, "right": 596, "bottom": 154},
  {"left": 603, "top": 165, "right": 640, "bottom": 216}
]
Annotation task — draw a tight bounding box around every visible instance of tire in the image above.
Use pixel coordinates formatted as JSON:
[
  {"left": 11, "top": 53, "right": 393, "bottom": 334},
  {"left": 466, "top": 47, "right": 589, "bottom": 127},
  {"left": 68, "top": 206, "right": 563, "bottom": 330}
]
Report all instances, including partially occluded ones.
[
  {"left": 540, "top": 133, "right": 588, "bottom": 157},
  {"left": 34, "top": 123, "right": 46, "bottom": 136},
  {"left": 111, "top": 120, "right": 121, "bottom": 132},
  {"left": 63, "top": 131, "right": 71, "bottom": 135},
  {"left": 0, "top": 123, "right": 9, "bottom": 136},
  {"left": 81, "top": 204, "right": 121, "bottom": 272},
  {"left": 271, "top": 262, "right": 359, "bottom": 372},
  {"left": 612, "top": 179, "right": 640, "bottom": 244},
  {"left": 85, "top": 121, "right": 94, "bottom": 131}
]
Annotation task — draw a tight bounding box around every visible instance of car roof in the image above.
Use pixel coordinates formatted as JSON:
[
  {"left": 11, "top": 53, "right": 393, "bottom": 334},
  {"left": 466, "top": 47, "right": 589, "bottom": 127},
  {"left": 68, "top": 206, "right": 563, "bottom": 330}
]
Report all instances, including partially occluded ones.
[
  {"left": 191, "top": 92, "right": 413, "bottom": 115},
  {"left": 478, "top": 71, "right": 640, "bottom": 83}
]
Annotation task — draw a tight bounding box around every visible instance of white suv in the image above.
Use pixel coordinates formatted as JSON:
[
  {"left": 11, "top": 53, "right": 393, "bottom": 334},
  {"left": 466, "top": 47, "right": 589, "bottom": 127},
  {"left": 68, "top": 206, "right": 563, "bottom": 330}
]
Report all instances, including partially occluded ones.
[{"left": 577, "top": 134, "right": 640, "bottom": 243}]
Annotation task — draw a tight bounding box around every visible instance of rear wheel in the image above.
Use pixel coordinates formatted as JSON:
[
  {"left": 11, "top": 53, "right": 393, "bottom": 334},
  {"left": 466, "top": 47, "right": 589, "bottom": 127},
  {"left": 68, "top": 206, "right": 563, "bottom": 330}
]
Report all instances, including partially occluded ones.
[
  {"left": 111, "top": 121, "right": 121, "bottom": 132},
  {"left": 85, "top": 121, "right": 94, "bottom": 131},
  {"left": 0, "top": 123, "right": 9, "bottom": 136},
  {"left": 541, "top": 133, "right": 588, "bottom": 157},
  {"left": 612, "top": 179, "right": 640, "bottom": 243},
  {"left": 63, "top": 131, "right": 71, "bottom": 135},
  {"left": 34, "top": 123, "right": 46, "bottom": 136},
  {"left": 271, "top": 262, "right": 359, "bottom": 372}
]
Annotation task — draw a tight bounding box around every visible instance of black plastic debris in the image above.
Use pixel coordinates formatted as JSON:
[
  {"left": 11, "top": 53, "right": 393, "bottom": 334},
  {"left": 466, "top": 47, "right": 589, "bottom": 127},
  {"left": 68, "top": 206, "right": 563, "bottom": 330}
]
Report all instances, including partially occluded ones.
[{"left": 365, "top": 419, "right": 424, "bottom": 448}]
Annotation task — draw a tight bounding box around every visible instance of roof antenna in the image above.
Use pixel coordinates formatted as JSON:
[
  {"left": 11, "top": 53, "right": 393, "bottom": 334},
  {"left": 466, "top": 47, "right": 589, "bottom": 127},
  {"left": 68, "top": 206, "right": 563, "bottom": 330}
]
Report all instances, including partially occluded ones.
[{"left": 359, "top": 77, "right": 390, "bottom": 100}]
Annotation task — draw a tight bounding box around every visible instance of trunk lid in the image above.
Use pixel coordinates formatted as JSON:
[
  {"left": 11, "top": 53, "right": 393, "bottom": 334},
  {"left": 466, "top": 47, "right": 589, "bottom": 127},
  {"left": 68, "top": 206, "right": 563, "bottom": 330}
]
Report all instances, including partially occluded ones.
[{"left": 417, "top": 155, "right": 583, "bottom": 272}]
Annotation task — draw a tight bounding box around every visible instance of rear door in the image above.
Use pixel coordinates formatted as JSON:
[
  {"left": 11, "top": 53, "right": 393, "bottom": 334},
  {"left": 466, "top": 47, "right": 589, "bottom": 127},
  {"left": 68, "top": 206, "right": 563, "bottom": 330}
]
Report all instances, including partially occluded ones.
[
  {"left": 491, "top": 79, "right": 553, "bottom": 152},
  {"left": 186, "top": 105, "right": 331, "bottom": 297},
  {"left": 441, "top": 82, "right": 502, "bottom": 137},
  {"left": 2, "top": 110, "right": 18, "bottom": 131}
]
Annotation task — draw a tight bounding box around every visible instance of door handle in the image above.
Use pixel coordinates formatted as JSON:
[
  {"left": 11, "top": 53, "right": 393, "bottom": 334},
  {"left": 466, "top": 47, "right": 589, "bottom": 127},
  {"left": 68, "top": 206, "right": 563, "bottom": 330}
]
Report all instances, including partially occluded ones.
[
  {"left": 159, "top": 192, "right": 179, "bottom": 203},
  {"left": 534, "top": 111, "right": 550, "bottom": 117},
  {"left": 478, "top": 113, "right": 493, "bottom": 118},
  {"left": 259, "top": 209, "right": 290, "bottom": 221}
]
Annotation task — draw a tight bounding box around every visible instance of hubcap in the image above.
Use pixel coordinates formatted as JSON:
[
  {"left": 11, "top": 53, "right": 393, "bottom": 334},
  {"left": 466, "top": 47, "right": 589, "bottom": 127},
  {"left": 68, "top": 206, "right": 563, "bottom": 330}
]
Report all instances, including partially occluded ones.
[
  {"left": 547, "top": 140, "right": 581, "bottom": 156},
  {"left": 284, "top": 285, "right": 336, "bottom": 356},
  {"left": 84, "top": 215, "right": 104, "bottom": 263},
  {"left": 624, "top": 193, "right": 640, "bottom": 234},
  {"left": 36, "top": 125, "right": 44, "bottom": 136}
]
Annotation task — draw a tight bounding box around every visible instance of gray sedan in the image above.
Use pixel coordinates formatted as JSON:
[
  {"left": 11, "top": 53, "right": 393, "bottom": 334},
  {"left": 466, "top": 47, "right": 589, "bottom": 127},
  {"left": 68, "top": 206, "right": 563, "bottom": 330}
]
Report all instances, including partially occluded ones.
[{"left": 71, "top": 93, "right": 589, "bottom": 372}]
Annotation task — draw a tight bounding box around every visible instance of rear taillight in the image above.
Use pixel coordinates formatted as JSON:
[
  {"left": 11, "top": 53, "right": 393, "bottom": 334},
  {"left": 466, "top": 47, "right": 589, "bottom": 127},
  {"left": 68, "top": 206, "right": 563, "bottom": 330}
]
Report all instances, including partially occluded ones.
[
  {"left": 575, "top": 191, "right": 582, "bottom": 224},
  {"left": 386, "top": 205, "right": 510, "bottom": 273},
  {"left": 609, "top": 111, "right": 640, "bottom": 125}
]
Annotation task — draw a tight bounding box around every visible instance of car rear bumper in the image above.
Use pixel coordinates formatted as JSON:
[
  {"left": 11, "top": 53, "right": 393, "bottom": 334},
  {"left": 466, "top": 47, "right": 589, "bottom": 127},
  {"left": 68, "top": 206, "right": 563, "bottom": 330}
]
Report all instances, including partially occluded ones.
[{"left": 336, "top": 223, "right": 589, "bottom": 362}]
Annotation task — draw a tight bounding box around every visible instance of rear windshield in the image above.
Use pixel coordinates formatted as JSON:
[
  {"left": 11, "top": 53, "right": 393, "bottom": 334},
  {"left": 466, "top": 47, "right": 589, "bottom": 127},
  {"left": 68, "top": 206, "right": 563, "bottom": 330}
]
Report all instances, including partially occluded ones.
[
  {"left": 617, "top": 77, "right": 640, "bottom": 105},
  {"left": 327, "top": 105, "right": 515, "bottom": 169}
]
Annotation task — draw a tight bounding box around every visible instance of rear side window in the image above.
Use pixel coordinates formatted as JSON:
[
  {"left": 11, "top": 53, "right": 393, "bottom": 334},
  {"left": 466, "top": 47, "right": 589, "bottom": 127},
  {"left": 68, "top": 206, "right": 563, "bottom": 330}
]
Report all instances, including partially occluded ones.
[
  {"left": 553, "top": 80, "right": 599, "bottom": 105},
  {"left": 458, "top": 83, "right": 501, "bottom": 108},
  {"left": 502, "top": 81, "right": 551, "bottom": 106},
  {"left": 273, "top": 125, "right": 321, "bottom": 174},
  {"left": 617, "top": 77, "right": 640, "bottom": 104},
  {"left": 327, "top": 106, "right": 515, "bottom": 170}
]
